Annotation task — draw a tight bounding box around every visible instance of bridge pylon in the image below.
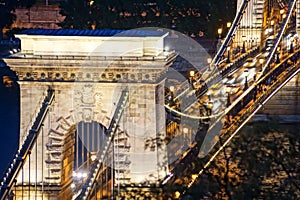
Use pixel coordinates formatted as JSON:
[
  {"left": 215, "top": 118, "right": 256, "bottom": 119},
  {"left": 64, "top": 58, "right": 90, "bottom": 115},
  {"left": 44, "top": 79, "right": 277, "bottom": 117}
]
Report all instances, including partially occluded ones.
[
  {"left": 235, "top": 0, "right": 266, "bottom": 50},
  {"left": 3, "top": 29, "right": 177, "bottom": 199}
]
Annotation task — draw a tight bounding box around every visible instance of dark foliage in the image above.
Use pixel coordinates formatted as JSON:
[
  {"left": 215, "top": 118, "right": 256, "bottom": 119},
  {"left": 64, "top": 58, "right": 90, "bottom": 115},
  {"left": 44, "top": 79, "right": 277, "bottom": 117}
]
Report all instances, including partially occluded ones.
[{"left": 59, "top": 0, "right": 236, "bottom": 38}]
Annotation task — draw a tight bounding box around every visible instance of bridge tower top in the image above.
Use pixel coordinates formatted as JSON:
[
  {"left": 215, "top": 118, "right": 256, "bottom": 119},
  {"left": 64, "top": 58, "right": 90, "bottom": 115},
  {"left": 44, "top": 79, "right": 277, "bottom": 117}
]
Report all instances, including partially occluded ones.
[{"left": 17, "top": 29, "right": 168, "bottom": 57}]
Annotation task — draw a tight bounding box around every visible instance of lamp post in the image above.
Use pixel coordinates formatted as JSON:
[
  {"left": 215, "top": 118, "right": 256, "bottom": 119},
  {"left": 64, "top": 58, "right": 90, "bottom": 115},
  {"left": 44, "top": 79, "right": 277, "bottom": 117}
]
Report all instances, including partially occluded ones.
[
  {"left": 226, "top": 87, "right": 231, "bottom": 107},
  {"left": 90, "top": 152, "right": 97, "bottom": 162},
  {"left": 189, "top": 70, "right": 195, "bottom": 89},
  {"left": 207, "top": 57, "right": 212, "bottom": 71},
  {"left": 259, "top": 58, "right": 264, "bottom": 71},
  {"left": 207, "top": 101, "right": 213, "bottom": 116},
  {"left": 244, "top": 70, "right": 249, "bottom": 91},
  {"left": 289, "top": 37, "right": 294, "bottom": 53},
  {"left": 169, "top": 86, "right": 175, "bottom": 106},
  {"left": 276, "top": 47, "right": 280, "bottom": 63},
  {"left": 242, "top": 36, "right": 246, "bottom": 53},
  {"left": 280, "top": 9, "right": 285, "bottom": 22},
  {"left": 169, "top": 86, "right": 175, "bottom": 99},
  {"left": 227, "top": 22, "right": 231, "bottom": 29},
  {"left": 225, "top": 87, "right": 231, "bottom": 123},
  {"left": 217, "top": 28, "right": 222, "bottom": 39},
  {"left": 217, "top": 28, "right": 223, "bottom": 52},
  {"left": 226, "top": 46, "right": 231, "bottom": 63},
  {"left": 282, "top": 13, "right": 287, "bottom": 20},
  {"left": 183, "top": 127, "right": 190, "bottom": 144}
]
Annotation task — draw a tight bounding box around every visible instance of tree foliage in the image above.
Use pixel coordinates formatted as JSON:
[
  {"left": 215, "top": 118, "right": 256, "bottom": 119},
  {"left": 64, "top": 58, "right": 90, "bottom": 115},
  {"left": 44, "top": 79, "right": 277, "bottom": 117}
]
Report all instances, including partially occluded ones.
[
  {"left": 59, "top": 0, "right": 236, "bottom": 38},
  {"left": 186, "top": 119, "right": 300, "bottom": 199}
]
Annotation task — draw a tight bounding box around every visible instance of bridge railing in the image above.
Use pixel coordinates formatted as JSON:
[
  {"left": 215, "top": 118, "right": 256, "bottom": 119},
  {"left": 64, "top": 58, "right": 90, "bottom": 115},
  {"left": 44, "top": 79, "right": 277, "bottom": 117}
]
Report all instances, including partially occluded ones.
[
  {"left": 0, "top": 88, "right": 55, "bottom": 200},
  {"left": 74, "top": 89, "right": 129, "bottom": 200},
  {"left": 13, "top": 52, "right": 177, "bottom": 62}
]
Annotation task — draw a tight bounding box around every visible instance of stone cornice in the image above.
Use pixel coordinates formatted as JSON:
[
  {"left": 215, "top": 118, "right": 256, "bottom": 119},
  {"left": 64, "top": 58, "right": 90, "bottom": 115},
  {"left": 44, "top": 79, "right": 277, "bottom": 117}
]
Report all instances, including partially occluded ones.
[{"left": 4, "top": 53, "right": 176, "bottom": 83}]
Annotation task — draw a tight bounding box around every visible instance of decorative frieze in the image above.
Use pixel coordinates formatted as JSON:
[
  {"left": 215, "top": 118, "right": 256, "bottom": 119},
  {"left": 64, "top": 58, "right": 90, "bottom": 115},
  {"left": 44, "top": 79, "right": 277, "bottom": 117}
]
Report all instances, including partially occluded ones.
[{"left": 17, "top": 68, "right": 167, "bottom": 83}]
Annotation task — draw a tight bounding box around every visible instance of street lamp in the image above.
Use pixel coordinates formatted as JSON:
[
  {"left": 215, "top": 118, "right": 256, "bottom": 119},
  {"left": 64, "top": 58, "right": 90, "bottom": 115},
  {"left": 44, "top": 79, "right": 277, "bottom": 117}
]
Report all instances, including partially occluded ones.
[
  {"left": 227, "top": 22, "right": 231, "bottom": 28},
  {"left": 217, "top": 28, "right": 222, "bottom": 38},
  {"left": 183, "top": 127, "right": 190, "bottom": 143},
  {"left": 226, "top": 46, "right": 231, "bottom": 63},
  {"left": 244, "top": 70, "right": 249, "bottom": 91},
  {"left": 168, "top": 86, "right": 177, "bottom": 107},
  {"left": 189, "top": 70, "right": 195, "bottom": 89},
  {"left": 89, "top": 0, "right": 94, "bottom": 6},
  {"left": 90, "top": 152, "right": 97, "bottom": 162},
  {"left": 282, "top": 13, "right": 287, "bottom": 19},
  {"left": 226, "top": 87, "right": 231, "bottom": 107},
  {"left": 207, "top": 57, "right": 212, "bottom": 71},
  {"left": 169, "top": 86, "right": 175, "bottom": 98},
  {"left": 280, "top": 9, "right": 285, "bottom": 22},
  {"left": 276, "top": 47, "right": 280, "bottom": 63},
  {"left": 259, "top": 58, "right": 264, "bottom": 71},
  {"left": 289, "top": 37, "right": 294, "bottom": 53},
  {"left": 189, "top": 70, "right": 195, "bottom": 77},
  {"left": 207, "top": 101, "right": 213, "bottom": 116},
  {"left": 242, "top": 36, "right": 246, "bottom": 53},
  {"left": 174, "top": 191, "right": 181, "bottom": 199},
  {"left": 217, "top": 28, "right": 223, "bottom": 53}
]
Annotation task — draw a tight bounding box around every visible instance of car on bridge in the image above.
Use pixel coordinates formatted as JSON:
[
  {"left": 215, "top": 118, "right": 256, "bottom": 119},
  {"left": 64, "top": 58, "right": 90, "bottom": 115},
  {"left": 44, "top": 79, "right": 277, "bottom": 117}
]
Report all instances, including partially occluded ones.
[
  {"left": 243, "top": 58, "right": 257, "bottom": 68},
  {"left": 226, "top": 84, "right": 240, "bottom": 94}
]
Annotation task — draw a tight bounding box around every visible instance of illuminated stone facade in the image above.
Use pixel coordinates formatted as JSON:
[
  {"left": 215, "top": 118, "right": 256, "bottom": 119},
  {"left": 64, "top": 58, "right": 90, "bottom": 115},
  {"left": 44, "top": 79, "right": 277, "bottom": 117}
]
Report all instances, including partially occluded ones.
[
  {"left": 235, "top": 0, "right": 265, "bottom": 48},
  {"left": 4, "top": 31, "right": 176, "bottom": 198}
]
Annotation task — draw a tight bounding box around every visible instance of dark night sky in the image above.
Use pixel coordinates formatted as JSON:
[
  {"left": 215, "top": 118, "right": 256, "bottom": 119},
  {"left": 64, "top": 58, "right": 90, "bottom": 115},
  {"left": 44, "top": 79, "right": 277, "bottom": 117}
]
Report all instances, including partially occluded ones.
[{"left": 0, "top": 61, "right": 20, "bottom": 178}]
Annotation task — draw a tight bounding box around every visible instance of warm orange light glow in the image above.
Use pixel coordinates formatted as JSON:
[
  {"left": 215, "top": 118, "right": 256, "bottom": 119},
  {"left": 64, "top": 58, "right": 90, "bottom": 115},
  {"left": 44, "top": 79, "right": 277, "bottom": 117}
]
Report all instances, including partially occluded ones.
[
  {"left": 259, "top": 58, "right": 264, "bottom": 64},
  {"left": 191, "top": 174, "right": 198, "bottom": 180},
  {"left": 90, "top": 152, "right": 97, "bottom": 162},
  {"left": 141, "top": 11, "right": 147, "bottom": 17},
  {"left": 169, "top": 86, "right": 175, "bottom": 92},
  {"left": 227, "top": 22, "right": 231, "bottom": 28},
  {"left": 183, "top": 127, "right": 189, "bottom": 134},
  {"left": 189, "top": 70, "right": 195, "bottom": 77},
  {"left": 283, "top": 14, "right": 287, "bottom": 19},
  {"left": 217, "top": 28, "right": 222, "bottom": 35},
  {"left": 3, "top": 76, "right": 13, "bottom": 88},
  {"left": 174, "top": 191, "right": 181, "bottom": 199},
  {"left": 226, "top": 86, "right": 231, "bottom": 94},
  {"left": 207, "top": 57, "right": 212, "bottom": 64}
]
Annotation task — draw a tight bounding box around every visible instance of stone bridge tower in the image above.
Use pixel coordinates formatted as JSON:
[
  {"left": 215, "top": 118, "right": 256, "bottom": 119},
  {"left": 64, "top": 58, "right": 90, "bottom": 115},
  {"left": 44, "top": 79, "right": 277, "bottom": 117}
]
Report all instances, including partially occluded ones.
[
  {"left": 236, "top": 0, "right": 300, "bottom": 49},
  {"left": 235, "top": 0, "right": 265, "bottom": 49},
  {"left": 4, "top": 29, "right": 176, "bottom": 198}
]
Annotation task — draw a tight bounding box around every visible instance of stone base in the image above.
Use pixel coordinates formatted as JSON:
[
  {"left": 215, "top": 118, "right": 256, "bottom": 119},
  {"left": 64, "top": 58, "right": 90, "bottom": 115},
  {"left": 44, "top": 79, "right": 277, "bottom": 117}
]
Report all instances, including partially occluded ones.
[{"left": 116, "top": 185, "right": 163, "bottom": 200}]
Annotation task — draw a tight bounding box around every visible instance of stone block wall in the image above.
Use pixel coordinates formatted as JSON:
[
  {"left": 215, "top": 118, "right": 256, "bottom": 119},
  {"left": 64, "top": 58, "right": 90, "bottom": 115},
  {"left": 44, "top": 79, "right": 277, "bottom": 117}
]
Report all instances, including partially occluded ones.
[{"left": 258, "top": 73, "right": 300, "bottom": 115}]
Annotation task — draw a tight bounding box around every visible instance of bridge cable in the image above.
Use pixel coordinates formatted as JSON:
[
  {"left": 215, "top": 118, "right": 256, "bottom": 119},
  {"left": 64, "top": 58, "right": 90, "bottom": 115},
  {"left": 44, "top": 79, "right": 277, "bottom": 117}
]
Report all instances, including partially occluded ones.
[
  {"left": 164, "top": 0, "right": 252, "bottom": 120},
  {"left": 0, "top": 88, "right": 55, "bottom": 200},
  {"left": 75, "top": 89, "right": 129, "bottom": 200}
]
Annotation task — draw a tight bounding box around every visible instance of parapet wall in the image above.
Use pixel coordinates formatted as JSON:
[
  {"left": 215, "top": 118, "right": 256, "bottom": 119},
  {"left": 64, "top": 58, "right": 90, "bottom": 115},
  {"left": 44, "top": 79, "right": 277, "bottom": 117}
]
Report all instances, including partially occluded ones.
[{"left": 258, "top": 72, "right": 300, "bottom": 115}]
